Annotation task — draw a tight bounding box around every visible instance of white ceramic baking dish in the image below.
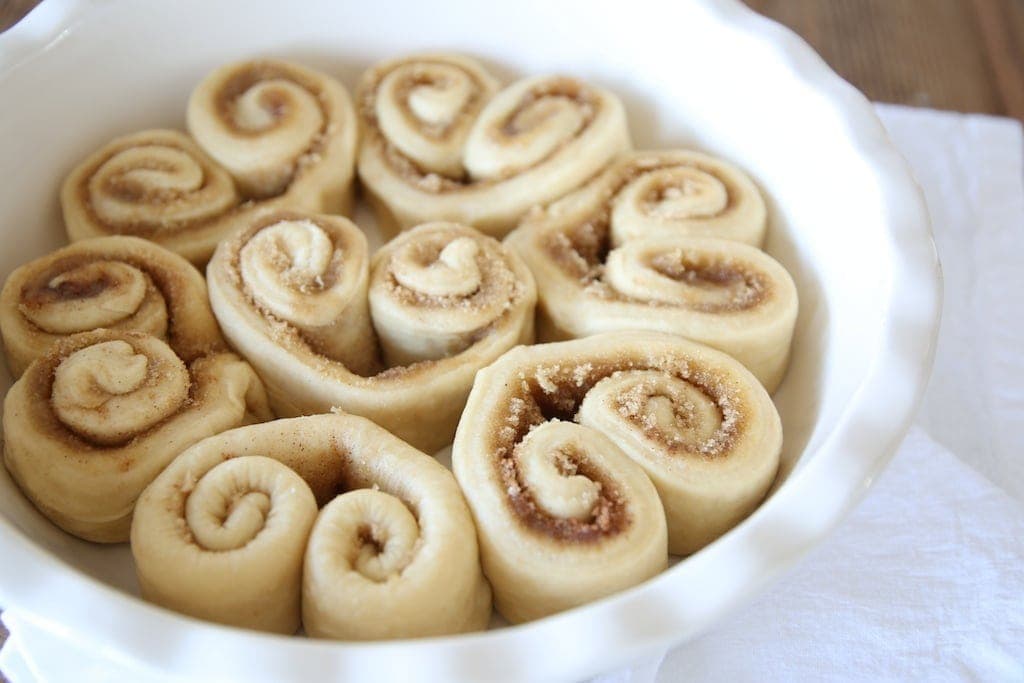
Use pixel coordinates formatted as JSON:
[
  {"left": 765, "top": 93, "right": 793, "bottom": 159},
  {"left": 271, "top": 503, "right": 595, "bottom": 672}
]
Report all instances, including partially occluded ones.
[{"left": 0, "top": 0, "right": 941, "bottom": 680}]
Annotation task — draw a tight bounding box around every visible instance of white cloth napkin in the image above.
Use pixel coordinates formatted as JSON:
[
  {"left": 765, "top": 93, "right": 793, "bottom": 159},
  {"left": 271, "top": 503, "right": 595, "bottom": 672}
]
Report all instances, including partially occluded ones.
[{"left": 3, "top": 104, "right": 1023, "bottom": 683}]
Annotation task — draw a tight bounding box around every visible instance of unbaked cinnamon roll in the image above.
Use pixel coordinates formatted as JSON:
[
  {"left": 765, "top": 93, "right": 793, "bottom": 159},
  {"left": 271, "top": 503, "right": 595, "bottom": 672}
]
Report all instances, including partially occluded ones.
[
  {"left": 2, "top": 329, "right": 272, "bottom": 543},
  {"left": 208, "top": 213, "right": 536, "bottom": 452},
  {"left": 572, "top": 335, "right": 782, "bottom": 555},
  {"left": 508, "top": 206, "right": 797, "bottom": 392},
  {"left": 187, "top": 59, "right": 356, "bottom": 204},
  {"left": 131, "top": 414, "right": 491, "bottom": 637},
  {"left": 453, "top": 332, "right": 781, "bottom": 621},
  {"left": 561, "top": 150, "right": 769, "bottom": 247},
  {"left": 0, "top": 236, "right": 224, "bottom": 377},
  {"left": 62, "top": 59, "right": 357, "bottom": 264},
  {"left": 357, "top": 53, "right": 631, "bottom": 238},
  {"left": 132, "top": 449, "right": 317, "bottom": 634},
  {"left": 454, "top": 334, "right": 681, "bottom": 623}
]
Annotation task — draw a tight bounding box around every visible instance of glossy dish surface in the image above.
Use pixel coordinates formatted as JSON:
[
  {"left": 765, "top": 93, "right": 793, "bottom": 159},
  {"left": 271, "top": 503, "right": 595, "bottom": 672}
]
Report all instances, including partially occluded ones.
[{"left": 0, "top": 0, "right": 940, "bottom": 680}]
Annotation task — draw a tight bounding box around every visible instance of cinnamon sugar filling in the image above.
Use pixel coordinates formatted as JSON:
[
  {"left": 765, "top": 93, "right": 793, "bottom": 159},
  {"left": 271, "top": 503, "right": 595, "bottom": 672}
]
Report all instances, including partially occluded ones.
[
  {"left": 497, "top": 78, "right": 597, "bottom": 137},
  {"left": 76, "top": 139, "right": 232, "bottom": 236},
  {"left": 488, "top": 355, "right": 748, "bottom": 539},
  {"left": 214, "top": 64, "right": 328, "bottom": 138},
  {"left": 17, "top": 253, "right": 214, "bottom": 361},
  {"left": 16, "top": 250, "right": 205, "bottom": 344},
  {"left": 100, "top": 160, "right": 188, "bottom": 203},
  {"left": 611, "top": 377, "right": 742, "bottom": 457},
  {"left": 500, "top": 445, "right": 628, "bottom": 542},
  {"left": 646, "top": 252, "right": 769, "bottom": 313},
  {"left": 541, "top": 161, "right": 772, "bottom": 312},
  {"left": 359, "top": 60, "right": 489, "bottom": 189},
  {"left": 542, "top": 158, "right": 745, "bottom": 274},
  {"left": 22, "top": 270, "right": 117, "bottom": 305}
]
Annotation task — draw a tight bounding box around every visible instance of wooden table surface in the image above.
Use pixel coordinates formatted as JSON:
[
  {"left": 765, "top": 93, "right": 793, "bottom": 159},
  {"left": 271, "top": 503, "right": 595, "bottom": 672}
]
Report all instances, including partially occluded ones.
[{"left": 0, "top": 0, "right": 1021, "bottom": 677}]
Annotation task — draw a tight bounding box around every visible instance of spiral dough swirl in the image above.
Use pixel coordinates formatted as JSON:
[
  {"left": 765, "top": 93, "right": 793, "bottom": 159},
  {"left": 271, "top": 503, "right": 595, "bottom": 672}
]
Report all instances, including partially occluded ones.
[
  {"left": 0, "top": 236, "right": 225, "bottom": 377},
  {"left": 453, "top": 335, "right": 693, "bottom": 622},
  {"left": 357, "top": 53, "right": 631, "bottom": 237},
  {"left": 234, "top": 213, "right": 376, "bottom": 375},
  {"left": 1, "top": 329, "right": 272, "bottom": 542},
  {"left": 374, "top": 57, "right": 497, "bottom": 177},
  {"left": 133, "top": 451, "right": 318, "bottom": 634},
  {"left": 507, "top": 152, "right": 797, "bottom": 392},
  {"left": 131, "top": 414, "right": 491, "bottom": 637},
  {"left": 61, "top": 130, "right": 240, "bottom": 263},
  {"left": 368, "top": 222, "right": 528, "bottom": 366},
  {"left": 575, "top": 357, "right": 782, "bottom": 554},
  {"left": 603, "top": 151, "right": 768, "bottom": 247},
  {"left": 62, "top": 59, "right": 358, "bottom": 264},
  {"left": 208, "top": 212, "right": 536, "bottom": 452},
  {"left": 188, "top": 60, "right": 347, "bottom": 199}
]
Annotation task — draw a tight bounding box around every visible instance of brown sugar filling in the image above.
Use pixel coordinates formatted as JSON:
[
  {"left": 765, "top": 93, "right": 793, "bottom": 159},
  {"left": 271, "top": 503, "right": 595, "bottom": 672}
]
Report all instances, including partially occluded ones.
[
  {"left": 543, "top": 158, "right": 740, "bottom": 274},
  {"left": 501, "top": 443, "right": 628, "bottom": 542},
  {"left": 359, "top": 58, "right": 491, "bottom": 189},
  {"left": 489, "top": 353, "right": 748, "bottom": 538},
  {"left": 79, "top": 65, "right": 333, "bottom": 234},
  {"left": 224, "top": 210, "right": 385, "bottom": 375},
  {"left": 621, "top": 157, "right": 741, "bottom": 213},
  {"left": 100, "top": 159, "right": 180, "bottom": 203},
  {"left": 498, "top": 78, "right": 597, "bottom": 138},
  {"left": 213, "top": 63, "right": 332, "bottom": 199},
  {"left": 22, "top": 267, "right": 118, "bottom": 306},
  {"left": 489, "top": 364, "right": 628, "bottom": 542},
  {"left": 20, "top": 255, "right": 159, "bottom": 306},
  {"left": 541, "top": 159, "right": 770, "bottom": 313},
  {"left": 611, "top": 374, "right": 743, "bottom": 458},
  {"left": 646, "top": 251, "right": 769, "bottom": 313},
  {"left": 382, "top": 233, "right": 520, "bottom": 312},
  {"left": 214, "top": 63, "right": 328, "bottom": 140},
  {"left": 18, "top": 251, "right": 222, "bottom": 362}
]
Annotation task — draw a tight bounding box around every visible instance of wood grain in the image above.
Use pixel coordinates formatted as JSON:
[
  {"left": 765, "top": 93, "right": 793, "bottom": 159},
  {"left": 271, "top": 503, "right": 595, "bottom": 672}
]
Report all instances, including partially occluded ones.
[
  {"left": 969, "top": 0, "right": 1024, "bottom": 119},
  {"left": 744, "top": 0, "right": 1024, "bottom": 119},
  {"left": 0, "top": 0, "right": 37, "bottom": 35}
]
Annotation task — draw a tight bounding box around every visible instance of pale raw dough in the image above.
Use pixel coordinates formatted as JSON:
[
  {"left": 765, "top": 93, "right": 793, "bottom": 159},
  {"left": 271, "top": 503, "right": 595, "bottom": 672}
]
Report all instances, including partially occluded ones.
[
  {"left": 131, "top": 414, "right": 492, "bottom": 638},
  {"left": 132, "top": 449, "right": 318, "bottom": 635}
]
